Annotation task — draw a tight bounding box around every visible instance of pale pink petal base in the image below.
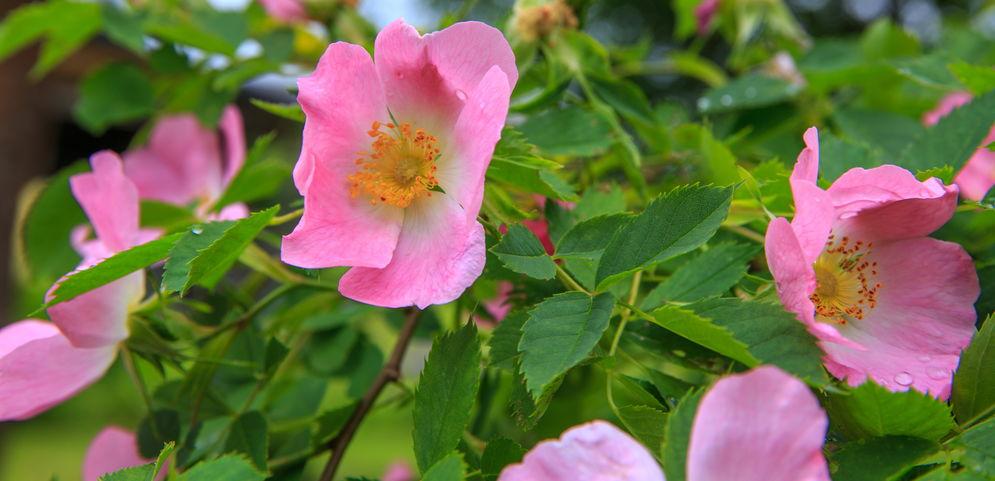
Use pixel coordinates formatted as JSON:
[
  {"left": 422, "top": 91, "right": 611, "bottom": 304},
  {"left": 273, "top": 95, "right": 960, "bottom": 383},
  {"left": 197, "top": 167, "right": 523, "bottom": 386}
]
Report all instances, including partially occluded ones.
[
  {"left": 48, "top": 271, "right": 143, "bottom": 349},
  {"left": 687, "top": 366, "right": 830, "bottom": 481},
  {"left": 83, "top": 427, "right": 156, "bottom": 481},
  {"left": 0, "top": 321, "right": 116, "bottom": 421},
  {"left": 339, "top": 195, "right": 485, "bottom": 309},
  {"left": 497, "top": 420, "right": 664, "bottom": 481}
]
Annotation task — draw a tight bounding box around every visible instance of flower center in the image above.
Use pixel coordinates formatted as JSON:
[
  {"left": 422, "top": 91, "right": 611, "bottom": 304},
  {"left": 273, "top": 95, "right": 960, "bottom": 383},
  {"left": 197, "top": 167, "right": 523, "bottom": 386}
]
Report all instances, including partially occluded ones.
[
  {"left": 348, "top": 121, "right": 440, "bottom": 208},
  {"left": 809, "top": 234, "right": 881, "bottom": 324}
]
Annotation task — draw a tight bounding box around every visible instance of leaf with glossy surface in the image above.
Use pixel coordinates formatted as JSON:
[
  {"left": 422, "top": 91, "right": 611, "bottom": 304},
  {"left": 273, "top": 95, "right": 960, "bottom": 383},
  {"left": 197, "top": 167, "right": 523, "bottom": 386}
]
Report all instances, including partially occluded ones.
[
  {"left": 596, "top": 185, "right": 733, "bottom": 289},
  {"left": 413, "top": 323, "right": 481, "bottom": 472},
  {"left": 518, "top": 292, "right": 614, "bottom": 396},
  {"left": 490, "top": 224, "right": 556, "bottom": 280}
]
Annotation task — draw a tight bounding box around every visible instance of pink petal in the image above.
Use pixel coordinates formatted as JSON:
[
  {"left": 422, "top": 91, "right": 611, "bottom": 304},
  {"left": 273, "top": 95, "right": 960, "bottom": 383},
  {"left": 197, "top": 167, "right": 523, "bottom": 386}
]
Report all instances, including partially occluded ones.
[
  {"left": 123, "top": 114, "right": 225, "bottom": 206},
  {"left": 821, "top": 237, "right": 978, "bottom": 398},
  {"left": 953, "top": 139, "right": 995, "bottom": 202},
  {"left": 71, "top": 152, "right": 141, "bottom": 252},
  {"left": 0, "top": 321, "right": 116, "bottom": 421},
  {"left": 792, "top": 127, "right": 820, "bottom": 184},
  {"left": 219, "top": 105, "right": 246, "bottom": 189},
  {"left": 687, "top": 366, "right": 830, "bottom": 481},
  {"left": 694, "top": 0, "right": 719, "bottom": 36},
  {"left": 83, "top": 427, "right": 158, "bottom": 481},
  {"left": 787, "top": 128, "right": 834, "bottom": 264},
  {"left": 374, "top": 19, "right": 516, "bottom": 136},
  {"left": 382, "top": 462, "right": 415, "bottom": 481},
  {"left": 48, "top": 271, "right": 143, "bottom": 349},
  {"left": 922, "top": 92, "right": 972, "bottom": 127},
  {"left": 475, "top": 281, "right": 514, "bottom": 326},
  {"left": 436, "top": 65, "right": 512, "bottom": 222},
  {"left": 259, "top": 0, "right": 308, "bottom": 23},
  {"left": 497, "top": 420, "right": 664, "bottom": 481},
  {"left": 282, "top": 42, "right": 404, "bottom": 269},
  {"left": 831, "top": 175, "right": 958, "bottom": 243},
  {"left": 339, "top": 194, "right": 486, "bottom": 308}
]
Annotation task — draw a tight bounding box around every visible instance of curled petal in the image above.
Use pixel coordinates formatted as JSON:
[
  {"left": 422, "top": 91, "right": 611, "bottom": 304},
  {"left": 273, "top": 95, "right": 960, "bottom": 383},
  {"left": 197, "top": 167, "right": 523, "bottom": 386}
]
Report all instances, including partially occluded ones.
[
  {"left": 498, "top": 420, "right": 664, "bottom": 481},
  {"left": 687, "top": 366, "right": 830, "bottom": 481}
]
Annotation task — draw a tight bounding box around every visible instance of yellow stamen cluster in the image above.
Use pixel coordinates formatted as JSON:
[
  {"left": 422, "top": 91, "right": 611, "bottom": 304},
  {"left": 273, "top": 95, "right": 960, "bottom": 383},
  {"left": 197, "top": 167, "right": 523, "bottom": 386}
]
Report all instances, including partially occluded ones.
[
  {"left": 348, "top": 121, "right": 440, "bottom": 208},
  {"left": 810, "top": 234, "right": 881, "bottom": 324}
]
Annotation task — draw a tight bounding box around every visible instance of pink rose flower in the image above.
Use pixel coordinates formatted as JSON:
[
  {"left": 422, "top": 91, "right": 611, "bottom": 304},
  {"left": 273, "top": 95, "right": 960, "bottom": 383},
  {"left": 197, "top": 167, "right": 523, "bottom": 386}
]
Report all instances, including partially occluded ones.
[
  {"left": 498, "top": 366, "right": 829, "bottom": 481},
  {"left": 765, "top": 127, "right": 979, "bottom": 398},
  {"left": 281, "top": 19, "right": 517, "bottom": 308},
  {"left": 83, "top": 427, "right": 163, "bottom": 481},
  {"left": 0, "top": 152, "right": 154, "bottom": 420},
  {"left": 260, "top": 0, "right": 309, "bottom": 23},
  {"left": 922, "top": 92, "right": 995, "bottom": 201},
  {"left": 123, "top": 105, "right": 248, "bottom": 220},
  {"left": 695, "top": 0, "right": 719, "bottom": 36}
]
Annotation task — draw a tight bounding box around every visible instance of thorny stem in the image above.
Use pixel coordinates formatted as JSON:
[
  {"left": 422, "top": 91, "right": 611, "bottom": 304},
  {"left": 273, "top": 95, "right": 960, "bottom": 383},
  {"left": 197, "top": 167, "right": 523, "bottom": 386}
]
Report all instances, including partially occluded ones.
[{"left": 318, "top": 308, "right": 422, "bottom": 481}]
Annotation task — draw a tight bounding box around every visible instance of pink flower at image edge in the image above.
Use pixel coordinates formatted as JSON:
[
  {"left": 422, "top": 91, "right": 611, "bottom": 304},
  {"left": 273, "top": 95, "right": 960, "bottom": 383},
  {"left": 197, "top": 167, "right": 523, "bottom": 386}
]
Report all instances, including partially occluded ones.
[
  {"left": 922, "top": 92, "right": 995, "bottom": 201},
  {"left": 765, "top": 127, "right": 978, "bottom": 398},
  {"left": 83, "top": 427, "right": 163, "bottom": 481},
  {"left": 260, "top": 0, "right": 309, "bottom": 23},
  {"left": 281, "top": 19, "right": 517, "bottom": 309}
]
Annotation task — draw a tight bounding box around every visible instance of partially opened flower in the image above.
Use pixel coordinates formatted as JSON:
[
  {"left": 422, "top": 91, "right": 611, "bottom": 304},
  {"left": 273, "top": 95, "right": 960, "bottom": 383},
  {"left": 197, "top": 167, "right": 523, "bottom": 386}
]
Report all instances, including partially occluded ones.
[
  {"left": 0, "top": 152, "right": 153, "bottom": 421},
  {"left": 83, "top": 427, "right": 161, "bottom": 481},
  {"left": 765, "top": 127, "right": 979, "bottom": 398},
  {"left": 497, "top": 420, "right": 664, "bottom": 481},
  {"left": 281, "top": 19, "right": 517, "bottom": 308},
  {"left": 123, "top": 105, "right": 248, "bottom": 220},
  {"left": 686, "top": 366, "right": 829, "bottom": 481},
  {"left": 922, "top": 92, "right": 995, "bottom": 201}
]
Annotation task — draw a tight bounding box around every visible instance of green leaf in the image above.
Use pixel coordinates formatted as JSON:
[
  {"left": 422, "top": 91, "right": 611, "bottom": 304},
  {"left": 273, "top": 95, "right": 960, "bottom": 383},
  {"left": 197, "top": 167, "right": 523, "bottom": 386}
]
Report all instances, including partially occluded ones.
[
  {"left": 175, "top": 455, "right": 267, "bottom": 481},
  {"left": 74, "top": 63, "right": 156, "bottom": 134},
  {"left": 413, "top": 322, "right": 482, "bottom": 472},
  {"left": 137, "top": 409, "right": 180, "bottom": 459},
  {"left": 509, "top": 369, "right": 562, "bottom": 430},
  {"left": 249, "top": 98, "right": 305, "bottom": 122},
  {"left": 42, "top": 233, "right": 183, "bottom": 311},
  {"left": 518, "top": 106, "right": 614, "bottom": 157},
  {"left": 555, "top": 214, "right": 633, "bottom": 261},
  {"left": 827, "top": 381, "right": 955, "bottom": 441},
  {"left": 818, "top": 132, "right": 882, "bottom": 182},
  {"left": 215, "top": 133, "right": 290, "bottom": 209},
  {"left": 19, "top": 162, "right": 88, "bottom": 282},
  {"left": 642, "top": 243, "right": 758, "bottom": 309},
  {"left": 488, "top": 127, "right": 577, "bottom": 201},
  {"left": 480, "top": 438, "right": 525, "bottom": 481},
  {"left": 490, "top": 224, "right": 556, "bottom": 280},
  {"left": 101, "top": 3, "right": 145, "bottom": 54},
  {"left": 661, "top": 389, "right": 703, "bottom": 481},
  {"left": 422, "top": 452, "right": 466, "bottom": 481},
  {"left": 162, "top": 207, "right": 278, "bottom": 294},
  {"left": 224, "top": 411, "right": 268, "bottom": 471},
  {"left": 949, "top": 61, "right": 995, "bottom": 95},
  {"left": 952, "top": 417, "right": 995, "bottom": 477},
  {"left": 595, "top": 184, "right": 733, "bottom": 289},
  {"left": 488, "top": 311, "right": 526, "bottom": 371},
  {"left": 99, "top": 441, "right": 174, "bottom": 481},
  {"left": 589, "top": 76, "right": 656, "bottom": 125},
  {"left": 617, "top": 405, "right": 667, "bottom": 457},
  {"left": 952, "top": 315, "right": 995, "bottom": 424},
  {"left": 145, "top": 14, "right": 236, "bottom": 56},
  {"left": 697, "top": 74, "right": 799, "bottom": 114},
  {"left": 518, "top": 292, "right": 614, "bottom": 396},
  {"left": 833, "top": 108, "right": 925, "bottom": 155},
  {"left": 831, "top": 436, "right": 939, "bottom": 481},
  {"left": 140, "top": 200, "right": 197, "bottom": 231},
  {"left": 311, "top": 403, "right": 357, "bottom": 446},
  {"left": 898, "top": 89, "right": 995, "bottom": 172},
  {"left": 649, "top": 298, "right": 828, "bottom": 384}
]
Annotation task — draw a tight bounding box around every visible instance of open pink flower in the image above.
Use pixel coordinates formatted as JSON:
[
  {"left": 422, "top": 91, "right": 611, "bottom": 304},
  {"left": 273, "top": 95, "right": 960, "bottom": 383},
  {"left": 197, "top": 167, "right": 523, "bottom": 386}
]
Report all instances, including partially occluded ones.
[
  {"left": 260, "top": 0, "right": 309, "bottom": 23},
  {"left": 0, "top": 152, "right": 153, "bottom": 421},
  {"left": 765, "top": 127, "right": 979, "bottom": 398},
  {"left": 498, "top": 367, "right": 828, "bottom": 481},
  {"left": 922, "top": 92, "right": 995, "bottom": 201},
  {"left": 686, "top": 366, "right": 829, "bottom": 481},
  {"left": 123, "top": 106, "right": 248, "bottom": 220},
  {"left": 497, "top": 420, "right": 664, "bottom": 481},
  {"left": 83, "top": 427, "right": 161, "bottom": 481},
  {"left": 281, "top": 19, "right": 517, "bottom": 308}
]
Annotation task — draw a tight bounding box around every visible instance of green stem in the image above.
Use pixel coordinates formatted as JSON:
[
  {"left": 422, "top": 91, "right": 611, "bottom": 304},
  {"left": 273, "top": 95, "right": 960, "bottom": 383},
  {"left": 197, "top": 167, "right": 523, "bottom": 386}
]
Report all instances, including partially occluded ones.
[
  {"left": 555, "top": 263, "right": 590, "bottom": 295},
  {"left": 269, "top": 208, "right": 303, "bottom": 226}
]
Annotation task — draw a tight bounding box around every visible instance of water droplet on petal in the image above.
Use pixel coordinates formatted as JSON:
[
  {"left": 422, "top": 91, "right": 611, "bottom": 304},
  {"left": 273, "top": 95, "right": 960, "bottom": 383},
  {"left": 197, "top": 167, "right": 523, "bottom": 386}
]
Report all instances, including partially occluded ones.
[
  {"left": 720, "top": 94, "right": 733, "bottom": 106},
  {"left": 927, "top": 367, "right": 948, "bottom": 380},
  {"left": 191, "top": 226, "right": 204, "bottom": 235},
  {"left": 894, "top": 372, "right": 914, "bottom": 386},
  {"left": 455, "top": 89, "right": 467, "bottom": 101},
  {"left": 917, "top": 355, "right": 932, "bottom": 363},
  {"left": 697, "top": 98, "right": 710, "bottom": 110}
]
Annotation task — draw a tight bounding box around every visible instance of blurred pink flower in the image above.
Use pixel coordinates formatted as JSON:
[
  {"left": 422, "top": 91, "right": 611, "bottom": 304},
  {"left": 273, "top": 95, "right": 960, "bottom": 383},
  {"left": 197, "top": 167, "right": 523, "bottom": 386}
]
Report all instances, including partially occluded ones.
[
  {"left": 687, "top": 366, "right": 829, "bottom": 481},
  {"left": 259, "top": 0, "right": 309, "bottom": 23},
  {"left": 281, "top": 19, "right": 517, "bottom": 308},
  {"left": 497, "top": 420, "right": 664, "bottom": 481},
  {"left": 695, "top": 0, "right": 719, "bottom": 36},
  {"left": 765, "top": 127, "right": 978, "bottom": 398},
  {"left": 0, "top": 153, "right": 154, "bottom": 421},
  {"left": 123, "top": 105, "right": 248, "bottom": 220},
  {"left": 83, "top": 427, "right": 164, "bottom": 481},
  {"left": 382, "top": 461, "right": 415, "bottom": 481},
  {"left": 922, "top": 92, "right": 995, "bottom": 201}
]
